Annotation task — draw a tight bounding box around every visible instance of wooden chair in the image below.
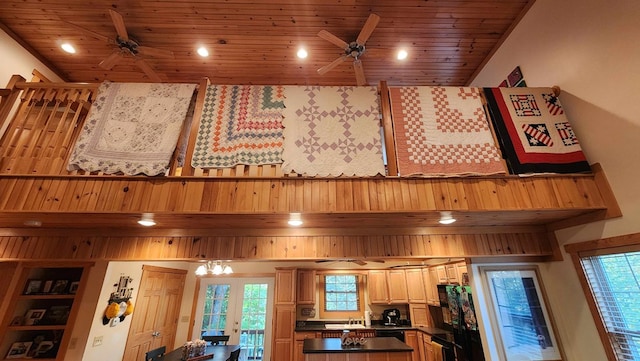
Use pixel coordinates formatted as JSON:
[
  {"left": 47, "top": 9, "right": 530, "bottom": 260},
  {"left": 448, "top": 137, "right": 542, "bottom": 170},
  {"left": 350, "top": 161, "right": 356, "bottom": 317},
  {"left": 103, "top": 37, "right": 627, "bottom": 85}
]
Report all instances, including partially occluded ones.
[
  {"left": 145, "top": 346, "right": 166, "bottom": 361},
  {"left": 228, "top": 348, "right": 241, "bottom": 361},
  {"left": 321, "top": 330, "right": 344, "bottom": 338},
  {"left": 202, "top": 335, "right": 230, "bottom": 345}
]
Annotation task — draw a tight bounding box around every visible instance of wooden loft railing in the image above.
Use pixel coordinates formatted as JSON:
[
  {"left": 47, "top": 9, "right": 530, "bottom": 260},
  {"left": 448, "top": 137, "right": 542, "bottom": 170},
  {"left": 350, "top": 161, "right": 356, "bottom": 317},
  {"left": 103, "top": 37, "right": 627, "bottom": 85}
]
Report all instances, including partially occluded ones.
[
  {"left": 0, "top": 75, "right": 622, "bottom": 236},
  {"left": 0, "top": 77, "right": 398, "bottom": 178}
]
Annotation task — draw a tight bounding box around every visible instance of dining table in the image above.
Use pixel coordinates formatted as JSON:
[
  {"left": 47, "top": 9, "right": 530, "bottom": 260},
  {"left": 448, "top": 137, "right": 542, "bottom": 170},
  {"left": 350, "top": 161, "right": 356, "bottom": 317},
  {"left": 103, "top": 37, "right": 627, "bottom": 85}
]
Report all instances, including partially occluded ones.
[{"left": 159, "top": 344, "right": 240, "bottom": 361}]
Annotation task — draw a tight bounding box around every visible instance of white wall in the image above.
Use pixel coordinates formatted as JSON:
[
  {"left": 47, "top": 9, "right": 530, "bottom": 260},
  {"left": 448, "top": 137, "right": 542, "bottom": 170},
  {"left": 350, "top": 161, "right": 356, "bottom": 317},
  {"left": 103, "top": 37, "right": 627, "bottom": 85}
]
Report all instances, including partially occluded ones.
[
  {"left": 470, "top": 0, "right": 640, "bottom": 360},
  {"left": 0, "top": 29, "right": 63, "bottom": 86},
  {"left": 0, "top": 29, "right": 64, "bottom": 137},
  {"left": 74, "top": 261, "right": 196, "bottom": 361}
]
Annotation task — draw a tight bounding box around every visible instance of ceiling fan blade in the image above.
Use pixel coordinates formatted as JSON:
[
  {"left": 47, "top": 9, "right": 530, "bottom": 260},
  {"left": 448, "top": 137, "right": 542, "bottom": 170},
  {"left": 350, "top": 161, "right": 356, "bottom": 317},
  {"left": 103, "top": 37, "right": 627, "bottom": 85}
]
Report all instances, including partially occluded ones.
[
  {"left": 356, "top": 13, "right": 380, "bottom": 45},
  {"left": 63, "top": 21, "right": 112, "bottom": 43},
  {"left": 138, "top": 46, "right": 175, "bottom": 59},
  {"left": 109, "top": 9, "right": 129, "bottom": 41},
  {"left": 353, "top": 59, "right": 367, "bottom": 86},
  {"left": 317, "top": 55, "right": 348, "bottom": 75},
  {"left": 318, "top": 30, "right": 348, "bottom": 49},
  {"left": 351, "top": 260, "right": 367, "bottom": 266},
  {"left": 99, "top": 49, "right": 123, "bottom": 70},
  {"left": 135, "top": 59, "right": 162, "bottom": 82}
]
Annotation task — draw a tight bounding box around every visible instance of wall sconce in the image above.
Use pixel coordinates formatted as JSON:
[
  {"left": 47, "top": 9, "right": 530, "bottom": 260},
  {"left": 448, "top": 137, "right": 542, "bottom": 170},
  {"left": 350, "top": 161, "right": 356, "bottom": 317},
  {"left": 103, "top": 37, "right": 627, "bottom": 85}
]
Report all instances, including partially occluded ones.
[
  {"left": 138, "top": 213, "right": 156, "bottom": 227},
  {"left": 195, "top": 261, "right": 233, "bottom": 276},
  {"left": 438, "top": 211, "right": 456, "bottom": 225},
  {"left": 288, "top": 212, "right": 303, "bottom": 226}
]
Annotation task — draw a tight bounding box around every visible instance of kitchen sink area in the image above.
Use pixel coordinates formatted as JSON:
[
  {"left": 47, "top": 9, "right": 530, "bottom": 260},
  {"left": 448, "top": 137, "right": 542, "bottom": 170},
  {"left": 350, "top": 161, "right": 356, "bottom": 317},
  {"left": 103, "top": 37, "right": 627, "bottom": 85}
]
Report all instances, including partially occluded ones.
[{"left": 324, "top": 324, "right": 366, "bottom": 329}]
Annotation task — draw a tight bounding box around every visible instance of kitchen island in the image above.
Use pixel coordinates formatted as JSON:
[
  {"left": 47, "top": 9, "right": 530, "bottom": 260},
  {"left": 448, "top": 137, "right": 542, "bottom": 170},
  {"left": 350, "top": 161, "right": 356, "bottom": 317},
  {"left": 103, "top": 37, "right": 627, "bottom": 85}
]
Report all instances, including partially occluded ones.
[{"left": 303, "top": 337, "right": 412, "bottom": 361}]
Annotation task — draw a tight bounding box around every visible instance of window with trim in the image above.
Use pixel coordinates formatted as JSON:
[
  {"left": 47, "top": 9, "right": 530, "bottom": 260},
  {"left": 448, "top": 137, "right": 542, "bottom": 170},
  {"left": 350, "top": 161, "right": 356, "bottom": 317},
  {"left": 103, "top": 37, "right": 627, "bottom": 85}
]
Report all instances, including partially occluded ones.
[
  {"left": 481, "top": 267, "right": 564, "bottom": 361},
  {"left": 580, "top": 250, "right": 640, "bottom": 361},
  {"left": 319, "top": 274, "right": 363, "bottom": 319}
]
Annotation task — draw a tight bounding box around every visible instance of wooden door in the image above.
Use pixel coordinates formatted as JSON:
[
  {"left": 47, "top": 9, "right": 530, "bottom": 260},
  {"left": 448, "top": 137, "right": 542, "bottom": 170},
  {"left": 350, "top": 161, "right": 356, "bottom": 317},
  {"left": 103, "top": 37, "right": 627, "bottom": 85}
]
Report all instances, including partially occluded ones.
[{"left": 122, "top": 266, "right": 187, "bottom": 361}]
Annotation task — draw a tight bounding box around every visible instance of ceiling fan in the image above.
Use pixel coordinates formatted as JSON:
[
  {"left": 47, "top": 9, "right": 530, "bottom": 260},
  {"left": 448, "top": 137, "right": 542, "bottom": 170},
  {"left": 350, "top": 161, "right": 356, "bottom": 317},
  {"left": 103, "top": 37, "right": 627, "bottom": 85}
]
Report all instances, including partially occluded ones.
[
  {"left": 317, "top": 13, "right": 380, "bottom": 86},
  {"left": 316, "top": 259, "right": 385, "bottom": 266},
  {"left": 65, "top": 9, "right": 174, "bottom": 82}
]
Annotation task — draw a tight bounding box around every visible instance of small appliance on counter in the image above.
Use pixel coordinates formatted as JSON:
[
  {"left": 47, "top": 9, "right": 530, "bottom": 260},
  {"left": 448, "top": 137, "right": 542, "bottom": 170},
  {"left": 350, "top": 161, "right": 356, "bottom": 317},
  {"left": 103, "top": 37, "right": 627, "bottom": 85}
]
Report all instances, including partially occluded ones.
[{"left": 382, "top": 308, "right": 401, "bottom": 326}]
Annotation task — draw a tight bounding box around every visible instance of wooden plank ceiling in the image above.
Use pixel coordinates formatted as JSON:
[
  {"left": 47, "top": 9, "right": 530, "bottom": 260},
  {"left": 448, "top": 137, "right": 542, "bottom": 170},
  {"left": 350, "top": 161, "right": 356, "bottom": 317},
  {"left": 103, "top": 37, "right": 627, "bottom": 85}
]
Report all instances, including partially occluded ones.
[{"left": 0, "top": 0, "right": 532, "bottom": 86}]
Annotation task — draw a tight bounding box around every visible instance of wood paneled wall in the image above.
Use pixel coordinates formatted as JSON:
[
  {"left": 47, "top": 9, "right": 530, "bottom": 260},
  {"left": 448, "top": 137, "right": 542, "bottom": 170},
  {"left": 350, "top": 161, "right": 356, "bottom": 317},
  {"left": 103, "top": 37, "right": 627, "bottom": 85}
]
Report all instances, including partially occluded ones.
[
  {"left": 0, "top": 175, "right": 607, "bottom": 214},
  {"left": 0, "top": 231, "right": 553, "bottom": 262}
]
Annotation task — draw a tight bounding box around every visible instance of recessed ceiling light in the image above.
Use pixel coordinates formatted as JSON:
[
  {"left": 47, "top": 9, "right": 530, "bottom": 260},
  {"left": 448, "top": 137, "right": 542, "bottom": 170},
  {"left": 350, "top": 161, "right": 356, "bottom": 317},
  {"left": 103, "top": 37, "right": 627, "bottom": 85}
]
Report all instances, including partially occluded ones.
[
  {"left": 438, "top": 211, "right": 456, "bottom": 225},
  {"left": 23, "top": 220, "right": 42, "bottom": 227},
  {"left": 397, "top": 49, "right": 408, "bottom": 61},
  {"left": 61, "top": 43, "right": 76, "bottom": 54},
  {"left": 197, "top": 47, "right": 209, "bottom": 57},
  {"left": 297, "top": 48, "right": 308, "bottom": 59},
  {"left": 138, "top": 213, "right": 156, "bottom": 227},
  {"left": 288, "top": 213, "right": 303, "bottom": 226}
]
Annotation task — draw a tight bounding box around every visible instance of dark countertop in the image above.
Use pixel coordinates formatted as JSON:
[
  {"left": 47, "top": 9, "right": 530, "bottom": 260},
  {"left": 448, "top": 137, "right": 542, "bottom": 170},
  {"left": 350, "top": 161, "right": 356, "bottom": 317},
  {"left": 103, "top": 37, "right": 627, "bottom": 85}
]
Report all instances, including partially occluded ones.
[
  {"left": 303, "top": 337, "right": 413, "bottom": 354},
  {"left": 295, "top": 323, "right": 455, "bottom": 345},
  {"left": 159, "top": 344, "right": 240, "bottom": 361}
]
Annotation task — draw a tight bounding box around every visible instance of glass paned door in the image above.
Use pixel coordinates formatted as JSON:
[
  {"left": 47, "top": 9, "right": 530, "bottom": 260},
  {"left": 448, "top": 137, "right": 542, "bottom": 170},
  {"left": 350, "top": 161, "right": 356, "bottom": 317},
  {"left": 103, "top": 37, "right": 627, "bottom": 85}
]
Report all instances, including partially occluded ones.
[{"left": 194, "top": 278, "right": 273, "bottom": 361}]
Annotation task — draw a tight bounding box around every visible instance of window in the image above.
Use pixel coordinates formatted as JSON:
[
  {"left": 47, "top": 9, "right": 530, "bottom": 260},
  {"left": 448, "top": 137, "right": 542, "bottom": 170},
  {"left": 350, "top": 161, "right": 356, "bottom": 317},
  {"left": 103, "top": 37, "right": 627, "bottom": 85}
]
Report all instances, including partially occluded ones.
[
  {"left": 482, "top": 267, "right": 563, "bottom": 361},
  {"left": 319, "top": 274, "right": 363, "bottom": 318},
  {"left": 581, "top": 250, "right": 640, "bottom": 361},
  {"left": 201, "top": 284, "right": 230, "bottom": 336}
]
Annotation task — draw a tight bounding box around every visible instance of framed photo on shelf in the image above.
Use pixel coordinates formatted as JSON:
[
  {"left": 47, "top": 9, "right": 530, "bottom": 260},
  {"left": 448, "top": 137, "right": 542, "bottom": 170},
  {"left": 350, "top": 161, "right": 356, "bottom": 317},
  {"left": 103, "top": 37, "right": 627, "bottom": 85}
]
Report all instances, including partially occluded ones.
[
  {"left": 24, "top": 309, "right": 47, "bottom": 326},
  {"left": 43, "top": 305, "right": 71, "bottom": 325},
  {"left": 50, "top": 280, "right": 69, "bottom": 294},
  {"left": 24, "top": 279, "right": 42, "bottom": 295},
  {"left": 69, "top": 281, "right": 80, "bottom": 294},
  {"left": 42, "top": 280, "right": 54, "bottom": 294},
  {"left": 6, "top": 341, "right": 32, "bottom": 359},
  {"left": 10, "top": 316, "right": 23, "bottom": 326}
]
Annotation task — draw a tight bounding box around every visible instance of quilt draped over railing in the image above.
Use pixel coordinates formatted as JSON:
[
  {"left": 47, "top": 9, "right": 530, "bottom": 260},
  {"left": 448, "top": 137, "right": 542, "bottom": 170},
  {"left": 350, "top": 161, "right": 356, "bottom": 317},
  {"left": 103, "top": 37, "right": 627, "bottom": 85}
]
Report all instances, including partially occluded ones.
[
  {"left": 191, "top": 85, "right": 285, "bottom": 168},
  {"left": 282, "top": 86, "right": 385, "bottom": 176},
  {"left": 483, "top": 87, "right": 591, "bottom": 174},
  {"left": 389, "top": 86, "right": 506, "bottom": 176},
  {"left": 67, "top": 82, "right": 196, "bottom": 176}
]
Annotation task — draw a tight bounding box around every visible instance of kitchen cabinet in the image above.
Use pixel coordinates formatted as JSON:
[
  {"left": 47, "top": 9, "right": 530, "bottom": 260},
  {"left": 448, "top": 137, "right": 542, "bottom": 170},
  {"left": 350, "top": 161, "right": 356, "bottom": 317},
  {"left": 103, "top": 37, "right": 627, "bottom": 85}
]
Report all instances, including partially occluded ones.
[
  {"left": 455, "top": 263, "right": 469, "bottom": 285},
  {"left": 276, "top": 268, "right": 296, "bottom": 305},
  {"left": 423, "top": 333, "right": 435, "bottom": 361},
  {"left": 404, "top": 330, "right": 420, "bottom": 361},
  {"left": 294, "top": 332, "right": 318, "bottom": 361},
  {"left": 426, "top": 267, "right": 440, "bottom": 305},
  {"left": 404, "top": 269, "right": 426, "bottom": 303},
  {"left": 409, "top": 303, "right": 430, "bottom": 327},
  {"left": 417, "top": 332, "right": 426, "bottom": 361},
  {"left": 0, "top": 262, "right": 92, "bottom": 361},
  {"left": 445, "top": 265, "right": 458, "bottom": 283},
  {"left": 297, "top": 269, "right": 316, "bottom": 305},
  {"left": 367, "top": 270, "right": 408, "bottom": 304}
]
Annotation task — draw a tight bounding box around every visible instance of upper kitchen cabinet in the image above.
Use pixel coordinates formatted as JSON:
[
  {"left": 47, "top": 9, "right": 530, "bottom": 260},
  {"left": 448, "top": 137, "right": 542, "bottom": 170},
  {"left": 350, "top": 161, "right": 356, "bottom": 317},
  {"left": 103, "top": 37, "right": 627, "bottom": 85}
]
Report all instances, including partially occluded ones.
[
  {"left": 367, "top": 270, "right": 409, "bottom": 304},
  {"left": 275, "top": 269, "right": 296, "bottom": 305},
  {"left": 404, "top": 269, "right": 427, "bottom": 303},
  {"left": 296, "top": 270, "right": 316, "bottom": 305}
]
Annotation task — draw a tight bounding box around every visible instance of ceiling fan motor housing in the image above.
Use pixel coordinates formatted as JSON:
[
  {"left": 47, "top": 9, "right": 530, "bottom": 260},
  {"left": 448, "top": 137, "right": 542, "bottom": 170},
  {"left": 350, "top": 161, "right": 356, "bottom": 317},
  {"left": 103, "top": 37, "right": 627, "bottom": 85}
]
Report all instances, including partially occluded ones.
[
  {"left": 116, "top": 36, "right": 140, "bottom": 55},
  {"left": 346, "top": 41, "right": 365, "bottom": 59}
]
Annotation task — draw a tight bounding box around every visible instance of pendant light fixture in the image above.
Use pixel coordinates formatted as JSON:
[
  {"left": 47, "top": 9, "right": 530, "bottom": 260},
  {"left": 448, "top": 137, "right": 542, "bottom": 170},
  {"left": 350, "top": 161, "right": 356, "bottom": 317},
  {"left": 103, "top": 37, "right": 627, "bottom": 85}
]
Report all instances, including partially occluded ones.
[{"left": 195, "top": 261, "right": 233, "bottom": 276}]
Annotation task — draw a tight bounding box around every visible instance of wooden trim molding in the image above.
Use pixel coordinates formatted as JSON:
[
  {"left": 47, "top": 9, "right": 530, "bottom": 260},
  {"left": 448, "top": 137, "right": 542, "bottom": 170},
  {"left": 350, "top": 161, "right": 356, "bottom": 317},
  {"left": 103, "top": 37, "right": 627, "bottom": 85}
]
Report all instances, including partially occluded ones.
[
  {"left": 564, "top": 232, "right": 640, "bottom": 255},
  {"left": 0, "top": 231, "right": 556, "bottom": 262}
]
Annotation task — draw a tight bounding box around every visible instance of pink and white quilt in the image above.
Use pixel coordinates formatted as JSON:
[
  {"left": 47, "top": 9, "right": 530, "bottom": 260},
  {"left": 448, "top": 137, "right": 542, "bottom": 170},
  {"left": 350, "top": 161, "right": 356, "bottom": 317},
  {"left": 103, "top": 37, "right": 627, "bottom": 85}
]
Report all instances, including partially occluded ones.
[
  {"left": 389, "top": 86, "right": 505, "bottom": 176},
  {"left": 67, "top": 82, "right": 196, "bottom": 176},
  {"left": 191, "top": 85, "right": 285, "bottom": 168},
  {"left": 282, "top": 86, "right": 385, "bottom": 176}
]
